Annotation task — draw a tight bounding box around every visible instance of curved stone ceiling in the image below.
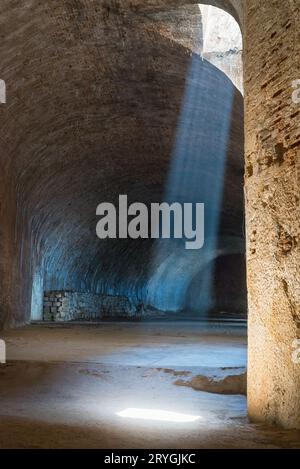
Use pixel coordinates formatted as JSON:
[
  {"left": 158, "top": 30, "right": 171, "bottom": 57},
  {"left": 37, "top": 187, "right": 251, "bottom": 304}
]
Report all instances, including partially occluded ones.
[
  {"left": 123, "top": 1, "right": 244, "bottom": 26},
  {"left": 0, "top": 0, "right": 245, "bottom": 326}
]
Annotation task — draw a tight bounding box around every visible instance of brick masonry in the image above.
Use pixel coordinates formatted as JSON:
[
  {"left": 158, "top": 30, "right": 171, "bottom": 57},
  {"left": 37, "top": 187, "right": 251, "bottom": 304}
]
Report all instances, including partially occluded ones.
[
  {"left": 245, "top": 0, "right": 300, "bottom": 429},
  {"left": 43, "top": 291, "right": 138, "bottom": 321}
]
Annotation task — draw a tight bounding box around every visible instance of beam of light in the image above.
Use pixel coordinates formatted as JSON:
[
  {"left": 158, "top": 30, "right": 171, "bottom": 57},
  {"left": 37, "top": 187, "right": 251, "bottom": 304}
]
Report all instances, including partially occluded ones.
[
  {"left": 116, "top": 408, "right": 201, "bottom": 423},
  {"left": 147, "top": 49, "right": 235, "bottom": 316}
]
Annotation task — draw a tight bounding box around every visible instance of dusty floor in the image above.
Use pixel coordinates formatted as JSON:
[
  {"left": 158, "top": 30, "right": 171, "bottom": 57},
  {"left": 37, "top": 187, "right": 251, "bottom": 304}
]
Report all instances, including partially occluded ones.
[{"left": 0, "top": 322, "right": 299, "bottom": 449}]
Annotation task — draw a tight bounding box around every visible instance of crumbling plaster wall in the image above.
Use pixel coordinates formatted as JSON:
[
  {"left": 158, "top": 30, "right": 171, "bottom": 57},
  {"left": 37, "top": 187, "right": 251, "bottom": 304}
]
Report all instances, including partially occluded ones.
[{"left": 245, "top": 0, "right": 300, "bottom": 429}]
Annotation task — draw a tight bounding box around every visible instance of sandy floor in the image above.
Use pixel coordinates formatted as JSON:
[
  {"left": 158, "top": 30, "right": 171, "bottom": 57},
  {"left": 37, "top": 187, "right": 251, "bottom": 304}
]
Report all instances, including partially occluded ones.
[
  {"left": 3, "top": 321, "right": 247, "bottom": 367},
  {"left": 0, "top": 322, "right": 299, "bottom": 449}
]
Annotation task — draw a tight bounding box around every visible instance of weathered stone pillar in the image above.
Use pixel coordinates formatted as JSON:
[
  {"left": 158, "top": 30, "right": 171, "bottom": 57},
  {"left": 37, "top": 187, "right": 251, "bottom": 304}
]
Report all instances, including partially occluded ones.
[{"left": 245, "top": 0, "right": 300, "bottom": 428}]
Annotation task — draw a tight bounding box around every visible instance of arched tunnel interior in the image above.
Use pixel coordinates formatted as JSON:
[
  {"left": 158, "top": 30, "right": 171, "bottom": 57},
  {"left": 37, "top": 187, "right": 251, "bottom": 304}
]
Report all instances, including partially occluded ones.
[
  {"left": 0, "top": 1, "right": 245, "bottom": 327},
  {"left": 1, "top": 0, "right": 299, "bottom": 450}
]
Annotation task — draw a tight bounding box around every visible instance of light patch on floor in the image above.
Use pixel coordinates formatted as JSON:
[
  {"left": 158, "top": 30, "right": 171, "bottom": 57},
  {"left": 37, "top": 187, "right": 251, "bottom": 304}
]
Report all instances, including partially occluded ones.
[{"left": 0, "top": 323, "right": 299, "bottom": 448}]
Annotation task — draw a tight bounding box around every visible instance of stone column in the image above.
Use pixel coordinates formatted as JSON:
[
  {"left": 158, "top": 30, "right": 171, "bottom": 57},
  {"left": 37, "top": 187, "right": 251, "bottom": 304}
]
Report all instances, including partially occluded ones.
[{"left": 245, "top": 0, "right": 300, "bottom": 428}]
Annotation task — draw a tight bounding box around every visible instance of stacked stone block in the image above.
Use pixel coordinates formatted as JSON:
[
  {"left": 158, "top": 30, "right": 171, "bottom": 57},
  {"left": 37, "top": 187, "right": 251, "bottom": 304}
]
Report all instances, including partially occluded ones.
[
  {"left": 43, "top": 291, "right": 137, "bottom": 321},
  {"left": 43, "top": 291, "right": 71, "bottom": 321}
]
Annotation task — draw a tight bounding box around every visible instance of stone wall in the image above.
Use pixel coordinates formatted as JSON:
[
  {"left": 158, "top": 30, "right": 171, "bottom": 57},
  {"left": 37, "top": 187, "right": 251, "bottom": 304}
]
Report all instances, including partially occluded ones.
[
  {"left": 43, "top": 291, "right": 137, "bottom": 321},
  {"left": 245, "top": 0, "right": 300, "bottom": 429}
]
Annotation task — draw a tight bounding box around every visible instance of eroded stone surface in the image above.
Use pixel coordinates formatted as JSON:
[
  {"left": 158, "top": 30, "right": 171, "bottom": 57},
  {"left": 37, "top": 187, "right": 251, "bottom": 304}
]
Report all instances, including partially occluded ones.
[
  {"left": 245, "top": 0, "right": 300, "bottom": 429},
  {"left": 175, "top": 367, "right": 247, "bottom": 395}
]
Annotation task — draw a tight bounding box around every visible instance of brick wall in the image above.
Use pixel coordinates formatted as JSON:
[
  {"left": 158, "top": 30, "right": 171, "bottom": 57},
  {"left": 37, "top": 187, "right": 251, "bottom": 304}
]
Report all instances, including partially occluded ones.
[
  {"left": 245, "top": 0, "right": 300, "bottom": 429},
  {"left": 43, "top": 291, "right": 138, "bottom": 321}
]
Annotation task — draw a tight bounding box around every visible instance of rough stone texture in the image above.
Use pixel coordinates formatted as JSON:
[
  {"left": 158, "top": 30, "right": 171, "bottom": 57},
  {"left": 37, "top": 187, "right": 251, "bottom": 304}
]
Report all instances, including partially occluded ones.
[
  {"left": 245, "top": 0, "right": 300, "bottom": 428},
  {"left": 175, "top": 368, "right": 247, "bottom": 395},
  {"left": 0, "top": 0, "right": 245, "bottom": 328},
  {"left": 43, "top": 290, "right": 136, "bottom": 321}
]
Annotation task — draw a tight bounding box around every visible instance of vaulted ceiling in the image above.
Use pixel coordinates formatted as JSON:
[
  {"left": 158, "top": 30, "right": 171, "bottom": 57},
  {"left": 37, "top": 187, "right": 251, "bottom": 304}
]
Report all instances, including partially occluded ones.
[{"left": 0, "top": 1, "right": 245, "bottom": 326}]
